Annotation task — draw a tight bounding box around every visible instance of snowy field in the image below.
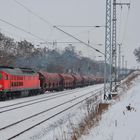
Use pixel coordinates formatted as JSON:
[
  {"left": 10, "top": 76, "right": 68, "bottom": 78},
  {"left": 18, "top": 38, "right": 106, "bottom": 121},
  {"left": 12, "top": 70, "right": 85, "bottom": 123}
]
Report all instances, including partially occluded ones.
[
  {"left": 0, "top": 84, "right": 103, "bottom": 140},
  {"left": 81, "top": 76, "right": 140, "bottom": 140},
  {"left": 0, "top": 73, "right": 139, "bottom": 140}
]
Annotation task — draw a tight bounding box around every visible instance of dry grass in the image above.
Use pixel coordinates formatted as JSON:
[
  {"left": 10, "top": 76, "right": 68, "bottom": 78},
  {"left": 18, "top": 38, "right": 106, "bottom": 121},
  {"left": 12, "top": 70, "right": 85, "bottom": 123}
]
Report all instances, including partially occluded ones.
[{"left": 70, "top": 98, "right": 110, "bottom": 140}]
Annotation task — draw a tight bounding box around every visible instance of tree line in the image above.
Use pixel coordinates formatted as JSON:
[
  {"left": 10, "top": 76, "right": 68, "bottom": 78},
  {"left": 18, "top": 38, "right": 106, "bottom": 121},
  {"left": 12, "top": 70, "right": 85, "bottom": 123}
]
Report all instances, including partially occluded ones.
[{"left": 0, "top": 32, "right": 106, "bottom": 76}]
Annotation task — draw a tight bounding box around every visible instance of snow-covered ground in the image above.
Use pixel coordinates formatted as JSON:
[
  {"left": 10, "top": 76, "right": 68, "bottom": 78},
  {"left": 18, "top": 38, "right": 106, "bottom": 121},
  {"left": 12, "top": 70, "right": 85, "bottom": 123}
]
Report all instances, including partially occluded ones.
[
  {"left": 1, "top": 73, "right": 139, "bottom": 140},
  {"left": 0, "top": 84, "right": 103, "bottom": 140},
  {"left": 81, "top": 77, "right": 140, "bottom": 140}
]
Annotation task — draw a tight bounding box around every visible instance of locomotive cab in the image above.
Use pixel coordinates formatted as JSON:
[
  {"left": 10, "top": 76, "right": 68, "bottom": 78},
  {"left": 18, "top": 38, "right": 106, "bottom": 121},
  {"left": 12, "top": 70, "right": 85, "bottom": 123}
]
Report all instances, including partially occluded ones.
[
  {"left": 0, "top": 66, "right": 41, "bottom": 100},
  {"left": 0, "top": 71, "right": 10, "bottom": 92},
  {"left": 0, "top": 72, "right": 3, "bottom": 91},
  {"left": 0, "top": 71, "right": 10, "bottom": 100}
]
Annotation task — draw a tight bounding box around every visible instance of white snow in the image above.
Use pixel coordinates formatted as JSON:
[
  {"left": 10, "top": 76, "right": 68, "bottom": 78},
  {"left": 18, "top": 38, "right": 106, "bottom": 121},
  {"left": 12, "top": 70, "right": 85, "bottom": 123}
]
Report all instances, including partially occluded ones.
[
  {"left": 1, "top": 73, "right": 140, "bottom": 140},
  {"left": 81, "top": 77, "right": 140, "bottom": 140},
  {"left": 0, "top": 84, "right": 103, "bottom": 140}
]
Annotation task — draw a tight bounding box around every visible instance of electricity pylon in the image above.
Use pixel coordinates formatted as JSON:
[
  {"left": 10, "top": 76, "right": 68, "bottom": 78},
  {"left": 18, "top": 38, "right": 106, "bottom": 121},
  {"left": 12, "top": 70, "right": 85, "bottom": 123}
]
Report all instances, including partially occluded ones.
[
  {"left": 111, "top": 0, "right": 130, "bottom": 92},
  {"left": 104, "top": 0, "right": 112, "bottom": 99}
]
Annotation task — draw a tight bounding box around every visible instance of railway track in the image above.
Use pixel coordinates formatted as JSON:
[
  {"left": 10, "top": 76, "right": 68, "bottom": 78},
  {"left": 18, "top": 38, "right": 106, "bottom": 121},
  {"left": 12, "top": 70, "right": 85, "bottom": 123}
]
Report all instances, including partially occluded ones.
[
  {"left": 0, "top": 87, "right": 103, "bottom": 140},
  {"left": 0, "top": 84, "right": 103, "bottom": 114},
  {"left": 0, "top": 86, "right": 85, "bottom": 108}
]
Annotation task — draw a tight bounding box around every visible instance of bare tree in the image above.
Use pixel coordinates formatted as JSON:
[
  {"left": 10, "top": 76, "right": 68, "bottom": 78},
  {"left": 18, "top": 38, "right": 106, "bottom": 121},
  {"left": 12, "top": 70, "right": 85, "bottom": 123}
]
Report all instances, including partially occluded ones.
[{"left": 134, "top": 47, "right": 140, "bottom": 62}]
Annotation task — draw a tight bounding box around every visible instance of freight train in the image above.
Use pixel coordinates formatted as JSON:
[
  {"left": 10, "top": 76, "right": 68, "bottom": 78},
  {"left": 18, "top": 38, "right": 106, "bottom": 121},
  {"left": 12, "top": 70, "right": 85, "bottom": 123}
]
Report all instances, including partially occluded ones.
[{"left": 0, "top": 66, "right": 104, "bottom": 100}]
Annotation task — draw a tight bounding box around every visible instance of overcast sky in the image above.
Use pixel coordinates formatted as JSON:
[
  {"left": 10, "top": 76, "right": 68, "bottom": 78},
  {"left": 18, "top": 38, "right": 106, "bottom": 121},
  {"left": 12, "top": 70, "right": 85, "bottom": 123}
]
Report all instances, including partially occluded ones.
[{"left": 0, "top": 0, "right": 139, "bottom": 69}]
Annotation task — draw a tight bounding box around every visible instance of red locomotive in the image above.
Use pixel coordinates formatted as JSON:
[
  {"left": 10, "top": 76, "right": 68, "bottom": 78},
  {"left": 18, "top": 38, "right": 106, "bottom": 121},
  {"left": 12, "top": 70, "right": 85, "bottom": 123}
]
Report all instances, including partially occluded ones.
[
  {"left": 0, "top": 66, "right": 40, "bottom": 99},
  {"left": 0, "top": 66, "right": 104, "bottom": 100}
]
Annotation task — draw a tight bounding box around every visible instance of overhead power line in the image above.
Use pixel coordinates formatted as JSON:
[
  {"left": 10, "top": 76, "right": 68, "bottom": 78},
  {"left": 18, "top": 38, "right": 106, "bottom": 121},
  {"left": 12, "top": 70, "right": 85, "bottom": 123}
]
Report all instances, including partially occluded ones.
[
  {"left": 12, "top": 0, "right": 104, "bottom": 55},
  {"left": 56, "top": 25, "right": 105, "bottom": 28},
  {"left": 0, "top": 18, "right": 47, "bottom": 42},
  {"left": 13, "top": 0, "right": 53, "bottom": 27},
  {"left": 13, "top": 0, "right": 105, "bottom": 30},
  {"left": 40, "top": 41, "right": 103, "bottom": 46},
  {"left": 53, "top": 26, "right": 104, "bottom": 55}
]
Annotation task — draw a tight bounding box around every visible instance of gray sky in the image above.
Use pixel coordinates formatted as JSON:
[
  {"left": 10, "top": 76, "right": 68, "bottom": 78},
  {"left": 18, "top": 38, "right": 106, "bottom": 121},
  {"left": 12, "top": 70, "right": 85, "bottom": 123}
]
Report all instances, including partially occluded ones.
[{"left": 0, "top": 0, "right": 139, "bottom": 69}]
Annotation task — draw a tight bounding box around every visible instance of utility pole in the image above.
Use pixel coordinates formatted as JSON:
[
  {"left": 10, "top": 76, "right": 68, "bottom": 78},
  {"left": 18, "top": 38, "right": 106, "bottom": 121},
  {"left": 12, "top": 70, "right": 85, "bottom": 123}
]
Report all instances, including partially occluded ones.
[
  {"left": 125, "top": 60, "right": 127, "bottom": 75},
  {"left": 111, "top": 1, "right": 130, "bottom": 92},
  {"left": 104, "top": 0, "right": 130, "bottom": 98},
  {"left": 111, "top": 0, "right": 117, "bottom": 92},
  {"left": 122, "top": 55, "right": 124, "bottom": 75},
  {"left": 104, "top": 0, "right": 112, "bottom": 99},
  {"left": 118, "top": 44, "right": 121, "bottom": 80}
]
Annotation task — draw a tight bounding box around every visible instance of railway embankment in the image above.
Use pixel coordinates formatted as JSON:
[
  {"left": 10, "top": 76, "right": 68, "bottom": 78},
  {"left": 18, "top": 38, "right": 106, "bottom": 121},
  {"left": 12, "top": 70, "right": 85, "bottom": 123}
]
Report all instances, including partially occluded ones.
[{"left": 68, "top": 71, "right": 140, "bottom": 140}]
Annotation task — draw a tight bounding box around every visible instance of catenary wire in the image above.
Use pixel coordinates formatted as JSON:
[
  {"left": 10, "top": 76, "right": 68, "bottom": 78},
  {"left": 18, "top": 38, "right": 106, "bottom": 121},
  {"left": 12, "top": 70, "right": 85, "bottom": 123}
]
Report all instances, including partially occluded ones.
[
  {"left": 0, "top": 18, "right": 48, "bottom": 42},
  {"left": 13, "top": 0, "right": 53, "bottom": 27},
  {"left": 12, "top": 0, "right": 104, "bottom": 55}
]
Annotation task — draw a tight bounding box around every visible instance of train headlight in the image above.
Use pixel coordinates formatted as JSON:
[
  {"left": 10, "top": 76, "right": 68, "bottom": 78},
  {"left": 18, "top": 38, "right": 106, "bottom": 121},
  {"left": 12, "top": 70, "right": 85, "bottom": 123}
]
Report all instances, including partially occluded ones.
[{"left": 0, "top": 84, "right": 2, "bottom": 88}]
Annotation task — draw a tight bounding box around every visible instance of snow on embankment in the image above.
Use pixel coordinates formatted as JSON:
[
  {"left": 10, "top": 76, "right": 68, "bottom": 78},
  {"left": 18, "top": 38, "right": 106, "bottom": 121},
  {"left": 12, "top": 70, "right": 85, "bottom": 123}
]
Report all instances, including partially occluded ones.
[{"left": 81, "top": 71, "right": 140, "bottom": 140}]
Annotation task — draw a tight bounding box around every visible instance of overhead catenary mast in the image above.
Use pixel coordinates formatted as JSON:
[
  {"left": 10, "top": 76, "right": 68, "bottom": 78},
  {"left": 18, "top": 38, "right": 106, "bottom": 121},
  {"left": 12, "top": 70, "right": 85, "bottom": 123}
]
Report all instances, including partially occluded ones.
[
  {"left": 111, "top": 0, "right": 130, "bottom": 92},
  {"left": 104, "top": 0, "right": 112, "bottom": 99},
  {"left": 125, "top": 60, "right": 127, "bottom": 75},
  {"left": 104, "top": 0, "right": 130, "bottom": 99},
  {"left": 122, "top": 55, "right": 125, "bottom": 74},
  {"left": 111, "top": 0, "right": 117, "bottom": 92},
  {"left": 118, "top": 43, "right": 122, "bottom": 79}
]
